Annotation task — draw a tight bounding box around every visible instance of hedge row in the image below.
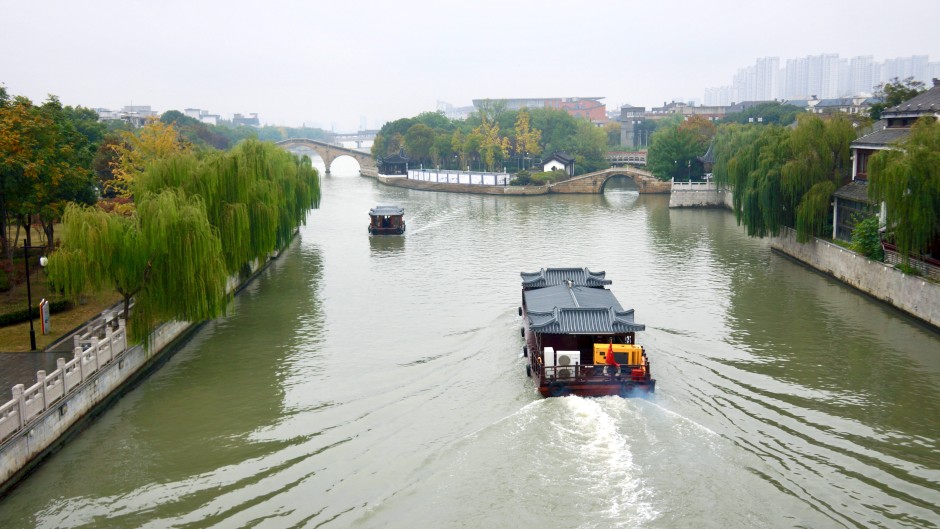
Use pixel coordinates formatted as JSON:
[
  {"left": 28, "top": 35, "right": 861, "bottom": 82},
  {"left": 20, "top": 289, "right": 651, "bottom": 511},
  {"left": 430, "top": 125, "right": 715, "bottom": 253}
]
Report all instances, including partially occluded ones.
[{"left": 0, "top": 299, "right": 73, "bottom": 327}]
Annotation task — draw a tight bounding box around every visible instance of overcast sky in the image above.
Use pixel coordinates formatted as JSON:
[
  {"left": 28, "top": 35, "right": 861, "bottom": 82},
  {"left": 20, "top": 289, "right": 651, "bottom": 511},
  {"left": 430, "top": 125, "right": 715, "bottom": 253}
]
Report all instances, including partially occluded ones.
[{"left": 2, "top": 0, "right": 937, "bottom": 131}]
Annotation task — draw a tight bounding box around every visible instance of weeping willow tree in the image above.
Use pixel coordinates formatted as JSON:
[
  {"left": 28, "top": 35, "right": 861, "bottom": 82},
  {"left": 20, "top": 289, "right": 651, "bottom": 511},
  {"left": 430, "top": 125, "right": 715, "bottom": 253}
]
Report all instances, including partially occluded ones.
[
  {"left": 45, "top": 204, "right": 149, "bottom": 323},
  {"left": 47, "top": 139, "right": 319, "bottom": 342},
  {"left": 713, "top": 124, "right": 789, "bottom": 237},
  {"left": 786, "top": 114, "right": 855, "bottom": 241},
  {"left": 712, "top": 114, "right": 855, "bottom": 240},
  {"left": 868, "top": 117, "right": 940, "bottom": 263},
  {"left": 135, "top": 139, "right": 320, "bottom": 275},
  {"left": 128, "top": 189, "right": 229, "bottom": 342},
  {"left": 47, "top": 191, "right": 229, "bottom": 343}
]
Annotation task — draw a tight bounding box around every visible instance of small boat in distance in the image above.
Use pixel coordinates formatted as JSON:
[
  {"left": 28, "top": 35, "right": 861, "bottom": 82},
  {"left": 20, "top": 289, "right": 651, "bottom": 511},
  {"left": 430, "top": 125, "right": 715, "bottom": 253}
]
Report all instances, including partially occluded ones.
[
  {"left": 368, "top": 205, "right": 405, "bottom": 235},
  {"left": 519, "top": 267, "right": 655, "bottom": 398}
]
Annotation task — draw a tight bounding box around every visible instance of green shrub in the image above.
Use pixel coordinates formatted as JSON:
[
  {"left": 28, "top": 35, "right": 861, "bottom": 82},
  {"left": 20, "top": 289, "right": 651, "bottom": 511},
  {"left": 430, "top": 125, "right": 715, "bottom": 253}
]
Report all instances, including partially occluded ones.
[
  {"left": 896, "top": 263, "right": 922, "bottom": 276},
  {"left": 530, "top": 170, "right": 567, "bottom": 185},
  {"left": 510, "top": 170, "right": 532, "bottom": 186},
  {"left": 0, "top": 299, "right": 73, "bottom": 327},
  {"left": 510, "top": 169, "right": 570, "bottom": 186},
  {"left": 850, "top": 216, "right": 884, "bottom": 261}
]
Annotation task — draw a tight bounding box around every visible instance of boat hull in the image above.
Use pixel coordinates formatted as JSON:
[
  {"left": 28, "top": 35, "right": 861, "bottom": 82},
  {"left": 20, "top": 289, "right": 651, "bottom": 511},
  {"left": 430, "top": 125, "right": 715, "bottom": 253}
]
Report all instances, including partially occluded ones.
[
  {"left": 532, "top": 365, "right": 655, "bottom": 398},
  {"left": 537, "top": 378, "right": 655, "bottom": 398},
  {"left": 369, "top": 226, "right": 405, "bottom": 235}
]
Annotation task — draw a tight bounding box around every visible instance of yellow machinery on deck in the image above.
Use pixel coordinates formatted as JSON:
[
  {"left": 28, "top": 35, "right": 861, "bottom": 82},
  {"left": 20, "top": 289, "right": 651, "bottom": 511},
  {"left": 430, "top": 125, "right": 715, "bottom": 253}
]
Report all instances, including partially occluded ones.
[{"left": 593, "top": 343, "right": 644, "bottom": 365}]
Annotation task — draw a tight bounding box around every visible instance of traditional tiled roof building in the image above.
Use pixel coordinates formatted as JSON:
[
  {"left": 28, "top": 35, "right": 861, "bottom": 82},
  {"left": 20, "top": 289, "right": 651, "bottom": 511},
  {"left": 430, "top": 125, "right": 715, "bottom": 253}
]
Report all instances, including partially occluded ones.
[{"left": 833, "top": 79, "right": 940, "bottom": 245}]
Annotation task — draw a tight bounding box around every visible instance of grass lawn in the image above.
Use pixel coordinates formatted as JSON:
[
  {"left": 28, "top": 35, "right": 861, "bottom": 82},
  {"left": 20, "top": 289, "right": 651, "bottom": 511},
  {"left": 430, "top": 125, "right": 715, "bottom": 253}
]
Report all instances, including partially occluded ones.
[
  {"left": 1, "top": 224, "right": 122, "bottom": 353},
  {"left": 0, "top": 281, "right": 121, "bottom": 353}
]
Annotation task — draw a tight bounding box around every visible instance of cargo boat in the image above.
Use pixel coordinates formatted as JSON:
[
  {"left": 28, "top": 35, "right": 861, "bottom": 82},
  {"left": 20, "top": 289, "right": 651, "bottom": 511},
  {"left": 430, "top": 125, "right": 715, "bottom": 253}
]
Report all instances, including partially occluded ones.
[
  {"left": 519, "top": 268, "right": 655, "bottom": 397},
  {"left": 368, "top": 205, "right": 405, "bottom": 235}
]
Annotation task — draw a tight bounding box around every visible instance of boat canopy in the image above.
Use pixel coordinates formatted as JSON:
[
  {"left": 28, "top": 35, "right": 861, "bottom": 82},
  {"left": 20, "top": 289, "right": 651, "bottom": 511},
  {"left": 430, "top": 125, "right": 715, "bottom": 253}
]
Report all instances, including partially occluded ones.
[
  {"left": 522, "top": 283, "right": 645, "bottom": 334},
  {"left": 369, "top": 205, "right": 404, "bottom": 217},
  {"left": 520, "top": 267, "right": 611, "bottom": 290}
]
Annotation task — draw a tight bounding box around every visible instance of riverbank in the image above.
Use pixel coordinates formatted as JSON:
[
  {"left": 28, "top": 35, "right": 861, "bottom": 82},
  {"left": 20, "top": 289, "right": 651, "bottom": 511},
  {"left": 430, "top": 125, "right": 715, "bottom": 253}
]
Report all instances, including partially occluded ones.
[
  {"left": 368, "top": 167, "right": 671, "bottom": 196},
  {"left": 770, "top": 227, "right": 940, "bottom": 329},
  {"left": 664, "top": 181, "right": 940, "bottom": 329},
  {"left": 0, "top": 240, "right": 292, "bottom": 496},
  {"left": 376, "top": 174, "right": 547, "bottom": 195}
]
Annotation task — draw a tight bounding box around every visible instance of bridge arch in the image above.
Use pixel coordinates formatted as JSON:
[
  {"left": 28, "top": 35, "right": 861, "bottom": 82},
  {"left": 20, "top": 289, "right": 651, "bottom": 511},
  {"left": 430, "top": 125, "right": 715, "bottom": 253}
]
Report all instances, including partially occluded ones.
[
  {"left": 275, "top": 138, "right": 376, "bottom": 175},
  {"left": 597, "top": 169, "right": 644, "bottom": 193},
  {"left": 548, "top": 167, "right": 671, "bottom": 194}
]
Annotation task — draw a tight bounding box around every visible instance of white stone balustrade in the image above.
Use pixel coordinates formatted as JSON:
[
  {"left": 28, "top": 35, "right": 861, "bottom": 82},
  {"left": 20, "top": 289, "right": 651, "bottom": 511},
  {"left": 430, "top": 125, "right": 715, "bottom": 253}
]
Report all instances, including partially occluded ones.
[{"left": 0, "top": 314, "right": 127, "bottom": 444}]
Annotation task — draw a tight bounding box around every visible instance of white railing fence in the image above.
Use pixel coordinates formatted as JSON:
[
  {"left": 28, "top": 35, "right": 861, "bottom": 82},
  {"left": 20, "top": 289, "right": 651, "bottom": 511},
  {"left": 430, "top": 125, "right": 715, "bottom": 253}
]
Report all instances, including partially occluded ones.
[
  {"left": 0, "top": 313, "right": 127, "bottom": 444},
  {"left": 670, "top": 178, "right": 718, "bottom": 191},
  {"left": 406, "top": 169, "right": 511, "bottom": 186}
]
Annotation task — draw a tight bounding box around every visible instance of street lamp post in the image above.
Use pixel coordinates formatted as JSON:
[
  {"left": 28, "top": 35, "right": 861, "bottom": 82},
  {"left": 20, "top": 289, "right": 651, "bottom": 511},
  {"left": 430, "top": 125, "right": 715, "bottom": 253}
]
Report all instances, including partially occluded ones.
[{"left": 22, "top": 239, "right": 48, "bottom": 351}]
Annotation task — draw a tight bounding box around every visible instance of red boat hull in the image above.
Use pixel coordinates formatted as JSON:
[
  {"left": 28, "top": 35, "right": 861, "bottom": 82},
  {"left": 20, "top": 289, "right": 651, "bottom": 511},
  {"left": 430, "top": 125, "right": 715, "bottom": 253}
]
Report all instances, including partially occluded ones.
[{"left": 537, "top": 378, "right": 655, "bottom": 398}]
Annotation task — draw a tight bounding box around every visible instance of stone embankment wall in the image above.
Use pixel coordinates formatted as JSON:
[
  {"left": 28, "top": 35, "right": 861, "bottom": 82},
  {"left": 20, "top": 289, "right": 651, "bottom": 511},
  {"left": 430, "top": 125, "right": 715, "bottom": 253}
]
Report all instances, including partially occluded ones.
[
  {"left": 0, "top": 251, "right": 277, "bottom": 495},
  {"left": 373, "top": 171, "right": 672, "bottom": 196},
  {"left": 668, "top": 181, "right": 734, "bottom": 208},
  {"left": 669, "top": 181, "right": 939, "bottom": 329},
  {"left": 770, "top": 227, "right": 940, "bottom": 328},
  {"left": 0, "top": 319, "right": 194, "bottom": 495},
  {"left": 377, "top": 175, "right": 547, "bottom": 195}
]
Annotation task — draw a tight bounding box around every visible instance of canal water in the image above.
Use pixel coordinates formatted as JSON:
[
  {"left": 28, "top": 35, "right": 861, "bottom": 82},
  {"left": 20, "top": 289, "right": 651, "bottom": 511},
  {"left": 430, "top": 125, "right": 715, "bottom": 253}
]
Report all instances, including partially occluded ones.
[{"left": 1, "top": 158, "right": 939, "bottom": 528}]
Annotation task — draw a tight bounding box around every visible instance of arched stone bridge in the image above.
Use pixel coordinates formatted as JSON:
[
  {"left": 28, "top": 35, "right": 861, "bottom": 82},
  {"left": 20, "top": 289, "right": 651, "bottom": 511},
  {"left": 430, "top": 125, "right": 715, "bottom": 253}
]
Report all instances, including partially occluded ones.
[
  {"left": 550, "top": 166, "right": 670, "bottom": 194},
  {"left": 275, "top": 138, "right": 376, "bottom": 174}
]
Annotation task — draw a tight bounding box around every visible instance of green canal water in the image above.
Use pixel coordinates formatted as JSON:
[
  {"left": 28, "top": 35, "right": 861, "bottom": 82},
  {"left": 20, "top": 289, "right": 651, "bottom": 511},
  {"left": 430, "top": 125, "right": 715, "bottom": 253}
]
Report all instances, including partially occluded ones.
[{"left": 1, "top": 158, "right": 938, "bottom": 528}]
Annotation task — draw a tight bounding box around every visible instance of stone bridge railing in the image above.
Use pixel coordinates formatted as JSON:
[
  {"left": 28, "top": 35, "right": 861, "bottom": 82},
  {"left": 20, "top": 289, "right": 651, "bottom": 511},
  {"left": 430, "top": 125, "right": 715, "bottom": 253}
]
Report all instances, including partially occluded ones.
[{"left": 606, "top": 151, "right": 647, "bottom": 166}]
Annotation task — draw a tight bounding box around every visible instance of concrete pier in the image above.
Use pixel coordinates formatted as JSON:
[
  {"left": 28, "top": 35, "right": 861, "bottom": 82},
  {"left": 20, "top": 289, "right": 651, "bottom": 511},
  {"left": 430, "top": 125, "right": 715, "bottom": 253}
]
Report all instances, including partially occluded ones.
[{"left": 668, "top": 180, "right": 733, "bottom": 208}]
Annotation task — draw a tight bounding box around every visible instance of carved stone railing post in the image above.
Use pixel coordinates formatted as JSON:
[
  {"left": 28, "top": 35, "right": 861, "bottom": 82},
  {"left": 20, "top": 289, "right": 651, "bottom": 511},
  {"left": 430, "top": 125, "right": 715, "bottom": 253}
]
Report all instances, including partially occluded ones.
[
  {"left": 90, "top": 337, "right": 100, "bottom": 370},
  {"left": 74, "top": 347, "right": 84, "bottom": 381},
  {"left": 11, "top": 384, "right": 24, "bottom": 431},
  {"left": 36, "top": 371, "right": 47, "bottom": 410}
]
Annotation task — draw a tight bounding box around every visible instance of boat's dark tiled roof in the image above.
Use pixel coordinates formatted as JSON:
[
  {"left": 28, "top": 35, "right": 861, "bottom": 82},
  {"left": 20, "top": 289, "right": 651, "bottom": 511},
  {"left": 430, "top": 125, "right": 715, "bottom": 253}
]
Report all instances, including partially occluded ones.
[
  {"left": 523, "top": 283, "right": 645, "bottom": 334},
  {"left": 369, "top": 205, "right": 404, "bottom": 216},
  {"left": 521, "top": 268, "right": 610, "bottom": 289},
  {"left": 834, "top": 181, "right": 871, "bottom": 203}
]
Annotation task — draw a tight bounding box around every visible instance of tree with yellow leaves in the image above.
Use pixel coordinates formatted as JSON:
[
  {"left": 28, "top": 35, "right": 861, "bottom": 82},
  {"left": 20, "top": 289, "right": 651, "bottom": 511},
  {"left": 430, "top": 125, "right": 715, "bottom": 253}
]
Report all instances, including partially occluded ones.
[
  {"left": 514, "top": 109, "right": 542, "bottom": 170},
  {"left": 108, "top": 120, "right": 190, "bottom": 200},
  {"left": 0, "top": 91, "right": 98, "bottom": 258},
  {"left": 474, "top": 117, "right": 510, "bottom": 172}
]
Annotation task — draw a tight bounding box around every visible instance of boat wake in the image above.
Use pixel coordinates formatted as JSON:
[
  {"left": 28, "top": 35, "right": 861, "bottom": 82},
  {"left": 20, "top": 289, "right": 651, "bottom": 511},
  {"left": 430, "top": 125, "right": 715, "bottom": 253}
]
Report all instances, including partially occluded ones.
[
  {"left": 406, "top": 208, "right": 467, "bottom": 234},
  {"left": 531, "top": 397, "right": 659, "bottom": 526}
]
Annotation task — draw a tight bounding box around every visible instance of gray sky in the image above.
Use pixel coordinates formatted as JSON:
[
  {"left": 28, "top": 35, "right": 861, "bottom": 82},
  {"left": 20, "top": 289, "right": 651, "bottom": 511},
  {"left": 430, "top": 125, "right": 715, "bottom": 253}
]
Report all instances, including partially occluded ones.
[{"left": 2, "top": 0, "right": 937, "bottom": 131}]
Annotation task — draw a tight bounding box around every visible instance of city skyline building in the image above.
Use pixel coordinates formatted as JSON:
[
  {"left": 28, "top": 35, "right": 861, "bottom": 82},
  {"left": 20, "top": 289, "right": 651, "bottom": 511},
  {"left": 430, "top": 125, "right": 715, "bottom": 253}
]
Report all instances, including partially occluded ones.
[{"left": 705, "top": 54, "right": 939, "bottom": 104}]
